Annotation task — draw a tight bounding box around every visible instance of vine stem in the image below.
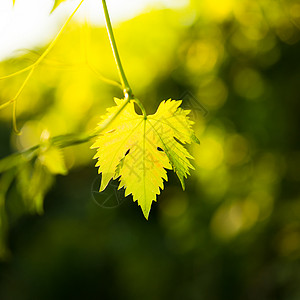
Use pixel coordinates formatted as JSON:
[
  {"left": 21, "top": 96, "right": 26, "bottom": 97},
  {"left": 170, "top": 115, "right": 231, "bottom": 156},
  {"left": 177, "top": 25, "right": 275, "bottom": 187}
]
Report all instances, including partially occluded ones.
[
  {"left": 0, "top": 0, "right": 86, "bottom": 133},
  {"left": 0, "top": 95, "right": 132, "bottom": 174},
  {"left": 101, "top": 0, "right": 147, "bottom": 118},
  {"left": 12, "top": 67, "right": 35, "bottom": 134},
  {"left": 0, "top": 0, "right": 151, "bottom": 171},
  {"left": 101, "top": 0, "right": 131, "bottom": 95},
  {"left": 0, "top": 0, "right": 85, "bottom": 81}
]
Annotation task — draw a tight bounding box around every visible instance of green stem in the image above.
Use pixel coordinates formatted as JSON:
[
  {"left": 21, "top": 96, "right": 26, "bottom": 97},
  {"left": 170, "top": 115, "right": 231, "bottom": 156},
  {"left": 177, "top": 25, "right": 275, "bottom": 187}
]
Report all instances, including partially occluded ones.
[
  {"left": 133, "top": 98, "right": 147, "bottom": 119},
  {"left": 0, "top": 0, "right": 85, "bottom": 81},
  {"left": 0, "top": 96, "right": 133, "bottom": 173},
  {"left": 101, "top": 0, "right": 131, "bottom": 97},
  {"left": 101, "top": 0, "right": 147, "bottom": 119},
  {"left": 0, "top": 134, "right": 92, "bottom": 174},
  {"left": 36, "top": 0, "right": 85, "bottom": 66}
]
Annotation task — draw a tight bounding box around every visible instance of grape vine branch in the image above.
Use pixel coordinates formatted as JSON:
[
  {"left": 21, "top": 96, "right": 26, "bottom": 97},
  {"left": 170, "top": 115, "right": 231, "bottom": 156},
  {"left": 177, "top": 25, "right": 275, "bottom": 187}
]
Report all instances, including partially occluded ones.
[
  {"left": 0, "top": 0, "right": 143, "bottom": 172},
  {"left": 0, "top": 0, "right": 198, "bottom": 222}
]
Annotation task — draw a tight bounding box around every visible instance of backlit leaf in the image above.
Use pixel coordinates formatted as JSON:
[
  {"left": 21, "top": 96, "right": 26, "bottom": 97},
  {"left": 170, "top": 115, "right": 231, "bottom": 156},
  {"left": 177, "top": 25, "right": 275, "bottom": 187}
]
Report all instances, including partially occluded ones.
[
  {"left": 17, "top": 161, "right": 54, "bottom": 214},
  {"left": 91, "top": 98, "right": 199, "bottom": 219},
  {"left": 51, "top": 0, "right": 68, "bottom": 13},
  {"left": 39, "top": 146, "right": 68, "bottom": 175}
]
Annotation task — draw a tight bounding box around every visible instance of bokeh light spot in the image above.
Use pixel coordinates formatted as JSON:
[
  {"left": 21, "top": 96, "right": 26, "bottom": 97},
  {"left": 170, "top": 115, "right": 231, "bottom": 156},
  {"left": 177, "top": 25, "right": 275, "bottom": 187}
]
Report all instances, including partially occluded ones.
[
  {"left": 16, "top": 121, "right": 44, "bottom": 150},
  {"left": 186, "top": 41, "right": 220, "bottom": 74},
  {"left": 160, "top": 189, "right": 188, "bottom": 218},
  {"left": 234, "top": 68, "right": 265, "bottom": 100},
  {"left": 195, "top": 136, "right": 224, "bottom": 170},
  {"left": 224, "top": 134, "right": 250, "bottom": 166},
  {"left": 197, "top": 77, "right": 228, "bottom": 110}
]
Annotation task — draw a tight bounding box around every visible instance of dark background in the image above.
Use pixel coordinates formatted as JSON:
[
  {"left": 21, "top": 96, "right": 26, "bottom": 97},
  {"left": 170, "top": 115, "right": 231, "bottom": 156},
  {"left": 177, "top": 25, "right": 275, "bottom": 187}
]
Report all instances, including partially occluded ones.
[{"left": 1, "top": 1, "right": 300, "bottom": 299}]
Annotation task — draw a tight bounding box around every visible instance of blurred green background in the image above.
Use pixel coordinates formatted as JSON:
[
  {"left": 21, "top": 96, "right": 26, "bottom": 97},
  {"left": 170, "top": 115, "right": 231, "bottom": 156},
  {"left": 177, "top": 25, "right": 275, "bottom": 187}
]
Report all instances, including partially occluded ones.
[{"left": 1, "top": 0, "right": 300, "bottom": 299}]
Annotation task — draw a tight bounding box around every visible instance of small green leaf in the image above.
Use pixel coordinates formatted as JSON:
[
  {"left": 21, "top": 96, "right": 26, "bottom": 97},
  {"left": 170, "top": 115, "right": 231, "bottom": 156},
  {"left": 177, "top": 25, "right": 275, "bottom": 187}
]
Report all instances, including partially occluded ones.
[
  {"left": 51, "top": 0, "right": 68, "bottom": 13},
  {"left": 39, "top": 146, "right": 68, "bottom": 175},
  {"left": 17, "top": 161, "right": 54, "bottom": 214}
]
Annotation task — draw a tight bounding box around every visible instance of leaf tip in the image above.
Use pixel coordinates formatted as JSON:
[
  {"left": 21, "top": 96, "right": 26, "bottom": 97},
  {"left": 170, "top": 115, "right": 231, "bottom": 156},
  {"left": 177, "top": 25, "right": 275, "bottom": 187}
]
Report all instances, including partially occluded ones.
[
  {"left": 192, "top": 134, "right": 200, "bottom": 145},
  {"left": 50, "top": 0, "right": 68, "bottom": 14},
  {"left": 142, "top": 209, "right": 150, "bottom": 220},
  {"left": 113, "top": 97, "right": 121, "bottom": 104},
  {"left": 180, "top": 178, "right": 186, "bottom": 191},
  {"left": 140, "top": 201, "right": 152, "bottom": 220}
]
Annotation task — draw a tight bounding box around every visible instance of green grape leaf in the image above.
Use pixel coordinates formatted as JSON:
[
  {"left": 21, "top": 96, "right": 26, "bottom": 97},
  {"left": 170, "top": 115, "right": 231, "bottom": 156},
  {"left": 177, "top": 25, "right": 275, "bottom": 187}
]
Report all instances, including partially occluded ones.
[
  {"left": 15, "top": 145, "right": 67, "bottom": 213},
  {"left": 51, "top": 0, "right": 68, "bottom": 13},
  {"left": 17, "top": 161, "right": 54, "bottom": 214},
  {"left": 91, "top": 98, "right": 199, "bottom": 219},
  {"left": 38, "top": 146, "right": 68, "bottom": 175}
]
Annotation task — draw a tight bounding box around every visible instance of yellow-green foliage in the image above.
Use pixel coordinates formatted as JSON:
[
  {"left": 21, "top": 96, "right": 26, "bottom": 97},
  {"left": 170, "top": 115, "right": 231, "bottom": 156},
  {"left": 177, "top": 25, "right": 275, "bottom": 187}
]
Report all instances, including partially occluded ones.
[{"left": 92, "top": 98, "right": 198, "bottom": 218}]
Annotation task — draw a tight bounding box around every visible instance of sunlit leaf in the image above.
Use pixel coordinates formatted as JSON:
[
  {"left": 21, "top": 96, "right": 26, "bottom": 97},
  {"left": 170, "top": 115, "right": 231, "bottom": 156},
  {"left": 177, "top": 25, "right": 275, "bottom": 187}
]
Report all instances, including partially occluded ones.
[
  {"left": 92, "top": 98, "right": 199, "bottom": 219},
  {"left": 17, "top": 161, "right": 54, "bottom": 214},
  {"left": 51, "top": 0, "right": 68, "bottom": 13},
  {"left": 39, "top": 146, "right": 68, "bottom": 175}
]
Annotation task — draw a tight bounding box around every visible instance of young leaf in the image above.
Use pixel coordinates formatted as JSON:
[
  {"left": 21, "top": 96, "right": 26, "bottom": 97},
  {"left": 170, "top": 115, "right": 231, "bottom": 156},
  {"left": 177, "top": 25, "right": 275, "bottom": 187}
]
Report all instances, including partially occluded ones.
[
  {"left": 38, "top": 146, "right": 68, "bottom": 175},
  {"left": 17, "top": 161, "right": 54, "bottom": 214},
  {"left": 51, "top": 0, "right": 68, "bottom": 13},
  {"left": 92, "top": 98, "right": 199, "bottom": 219}
]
